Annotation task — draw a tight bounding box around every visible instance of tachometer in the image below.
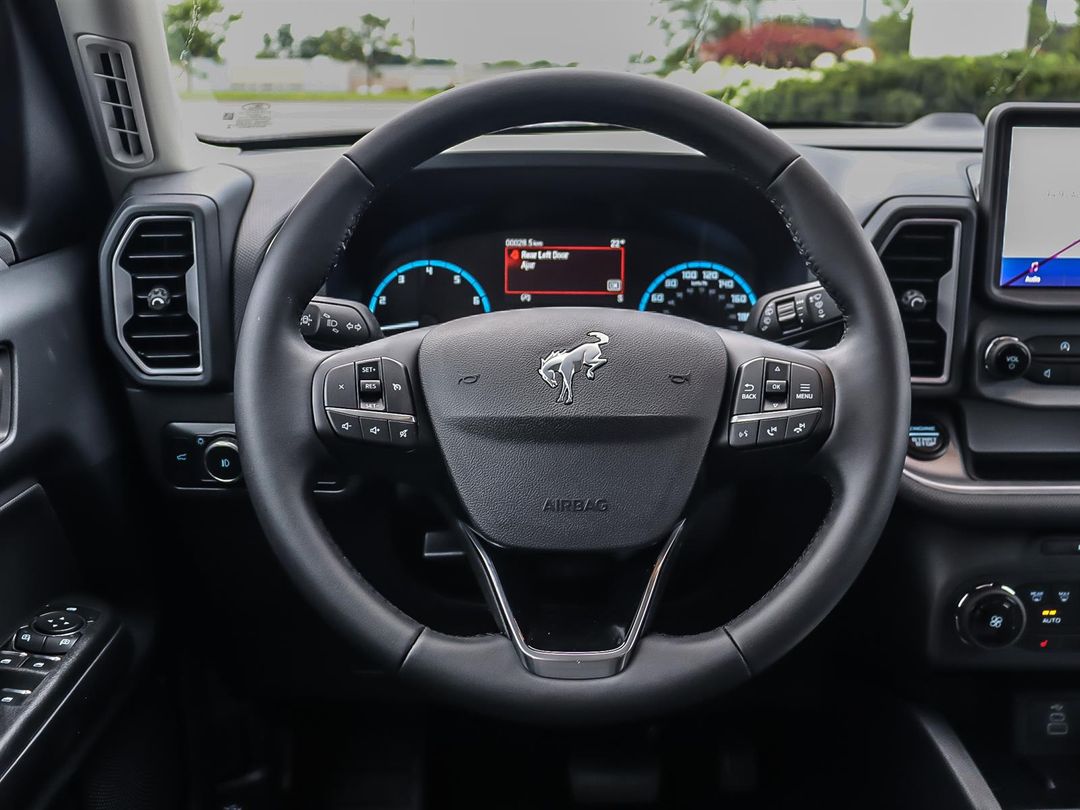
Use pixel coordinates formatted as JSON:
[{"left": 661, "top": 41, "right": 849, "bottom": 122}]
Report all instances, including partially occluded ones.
[
  {"left": 638, "top": 261, "right": 757, "bottom": 330},
  {"left": 369, "top": 259, "right": 490, "bottom": 332}
]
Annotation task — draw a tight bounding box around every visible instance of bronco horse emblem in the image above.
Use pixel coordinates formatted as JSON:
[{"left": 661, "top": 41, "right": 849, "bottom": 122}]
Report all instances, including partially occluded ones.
[{"left": 538, "top": 331, "right": 609, "bottom": 404}]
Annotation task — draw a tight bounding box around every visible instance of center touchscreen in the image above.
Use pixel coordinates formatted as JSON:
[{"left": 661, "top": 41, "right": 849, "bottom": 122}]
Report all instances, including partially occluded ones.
[{"left": 999, "top": 126, "right": 1080, "bottom": 289}]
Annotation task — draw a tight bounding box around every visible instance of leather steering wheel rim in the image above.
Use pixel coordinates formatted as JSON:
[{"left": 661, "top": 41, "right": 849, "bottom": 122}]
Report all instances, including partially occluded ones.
[{"left": 235, "top": 69, "right": 909, "bottom": 724}]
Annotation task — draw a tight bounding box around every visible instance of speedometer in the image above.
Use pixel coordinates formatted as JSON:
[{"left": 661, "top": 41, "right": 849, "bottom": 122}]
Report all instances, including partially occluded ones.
[
  {"left": 638, "top": 261, "right": 757, "bottom": 330},
  {"left": 369, "top": 259, "right": 490, "bottom": 332}
]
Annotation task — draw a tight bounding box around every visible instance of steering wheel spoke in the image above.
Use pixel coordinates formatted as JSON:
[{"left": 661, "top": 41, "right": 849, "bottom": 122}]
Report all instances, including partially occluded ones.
[{"left": 460, "top": 520, "right": 687, "bottom": 680}]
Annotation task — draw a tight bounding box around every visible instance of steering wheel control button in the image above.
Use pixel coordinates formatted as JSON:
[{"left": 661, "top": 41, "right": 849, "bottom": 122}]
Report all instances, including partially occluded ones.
[
  {"left": 765, "top": 360, "right": 789, "bottom": 382},
  {"left": 357, "top": 360, "right": 381, "bottom": 379},
  {"left": 42, "top": 633, "right": 80, "bottom": 655},
  {"left": 732, "top": 358, "right": 764, "bottom": 414},
  {"left": 908, "top": 421, "right": 948, "bottom": 459},
  {"left": 390, "top": 420, "right": 417, "bottom": 447},
  {"left": 325, "top": 364, "right": 358, "bottom": 409},
  {"left": 784, "top": 411, "right": 819, "bottom": 441},
  {"left": 984, "top": 336, "right": 1031, "bottom": 379},
  {"left": 359, "top": 379, "right": 383, "bottom": 399},
  {"left": 32, "top": 611, "right": 85, "bottom": 636},
  {"left": 328, "top": 410, "right": 361, "bottom": 438},
  {"left": 204, "top": 438, "right": 242, "bottom": 484},
  {"left": 789, "top": 364, "right": 822, "bottom": 407},
  {"left": 730, "top": 421, "right": 758, "bottom": 448},
  {"left": 762, "top": 360, "right": 790, "bottom": 411},
  {"left": 381, "top": 358, "right": 415, "bottom": 415},
  {"left": 13, "top": 627, "right": 46, "bottom": 654},
  {"left": 765, "top": 379, "right": 787, "bottom": 395},
  {"left": 359, "top": 417, "right": 392, "bottom": 445},
  {"left": 957, "top": 584, "right": 1027, "bottom": 649},
  {"left": 757, "top": 416, "right": 788, "bottom": 445}
]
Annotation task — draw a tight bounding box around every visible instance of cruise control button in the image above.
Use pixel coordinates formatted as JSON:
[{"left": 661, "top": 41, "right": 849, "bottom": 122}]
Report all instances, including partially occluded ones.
[
  {"left": 730, "top": 421, "right": 758, "bottom": 448},
  {"left": 757, "top": 416, "right": 787, "bottom": 444},
  {"left": 359, "top": 379, "right": 383, "bottom": 399},
  {"left": 325, "top": 364, "right": 358, "bottom": 409},
  {"left": 789, "top": 364, "right": 822, "bottom": 407},
  {"left": 381, "top": 359, "right": 415, "bottom": 415},
  {"left": 328, "top": 410, "right": 361, "bottom": 438},
  {"left": 733, "top": 358, "right": 764, "bottom": 415},
  {"left": 357, "top": 360, "right": 381, "bottom": 380},
  {"left": 43, "top": 634, "right": 80, "bottom": 654},
  {"left": 784, "top": 411, "right": 819, "bottom": 440},
  {"left": 360, "top": 418, "right": 392, "bottom": 445},
  {"left": 390, "top": 420, "right": 417, "bottom": 447}
]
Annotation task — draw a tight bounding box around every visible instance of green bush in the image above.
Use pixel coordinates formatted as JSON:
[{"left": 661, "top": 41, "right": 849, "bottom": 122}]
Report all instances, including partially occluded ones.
[{"left": 731, "top": 53, "right": 1080, "bottom": 124}]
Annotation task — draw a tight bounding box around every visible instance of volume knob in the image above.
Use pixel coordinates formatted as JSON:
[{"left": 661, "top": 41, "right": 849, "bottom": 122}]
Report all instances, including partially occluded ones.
[{"left": 984, "top": 336, "right": 1031, "bottom": 379}]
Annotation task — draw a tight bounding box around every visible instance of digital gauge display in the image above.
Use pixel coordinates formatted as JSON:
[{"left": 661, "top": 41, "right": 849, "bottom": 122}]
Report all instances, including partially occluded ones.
[{"left": 362, "top": 231, "right": 763, "bottom": 332}]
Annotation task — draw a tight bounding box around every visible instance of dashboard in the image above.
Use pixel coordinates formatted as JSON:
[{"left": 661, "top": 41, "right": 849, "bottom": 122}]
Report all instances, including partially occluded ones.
[{"left": 326, "top": 161, "right": 810, "bottom": 333}]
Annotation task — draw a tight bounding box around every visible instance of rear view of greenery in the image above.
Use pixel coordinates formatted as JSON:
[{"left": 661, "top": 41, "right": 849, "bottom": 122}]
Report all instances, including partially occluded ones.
[{"left": 165, "top": 0, "right": 1080, "bottom": 125}]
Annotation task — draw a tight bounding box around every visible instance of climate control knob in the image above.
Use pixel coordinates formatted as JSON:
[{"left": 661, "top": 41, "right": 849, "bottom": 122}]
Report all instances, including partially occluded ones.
[
  {"left": 984, "top": 336, "right": 1031, "bottom": 379},
  {"left": 956, "top": 584, "right": 1026, "bottom": 649}
]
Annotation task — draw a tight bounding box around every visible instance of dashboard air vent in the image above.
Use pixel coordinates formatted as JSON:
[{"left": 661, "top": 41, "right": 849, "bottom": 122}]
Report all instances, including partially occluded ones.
[
  {"left": 113, "top": 216, "right": 202, "bottom": 374},
  {"left": 878, "top": 220, "right": 960, "bottom": 383},
  {"left": 77, "top": 35, "right": 153, "bottom": 166}
]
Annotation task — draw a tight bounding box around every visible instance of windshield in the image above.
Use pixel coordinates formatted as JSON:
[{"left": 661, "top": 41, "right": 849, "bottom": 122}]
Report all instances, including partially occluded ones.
[{"left": 161, "top": 0, "right": 1080, "bottom": 142}]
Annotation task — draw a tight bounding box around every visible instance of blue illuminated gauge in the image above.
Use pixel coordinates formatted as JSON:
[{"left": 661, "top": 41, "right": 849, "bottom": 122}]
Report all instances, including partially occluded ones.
[
  {"left": 638, "top": 261, "right": 757, "bottom": 330},
  {"left": 368, "top": 259, "right": 491, "bottom": 332}
]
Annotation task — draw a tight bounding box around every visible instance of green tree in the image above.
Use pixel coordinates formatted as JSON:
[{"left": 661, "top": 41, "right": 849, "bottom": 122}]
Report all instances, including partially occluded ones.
[
  {"left": 256, "top": 23, "right": 295, "bottom": 59},
  {"left": 163, "top": 0, "right": 241, "bottom": 91},
  {"left": 296, "top": 15, "right": 402, "bottom": 92},
  {"left": 653, "top": 0, "right": 744, "bottom": 73},
  {"left": 869, "top": 0, "right": 911, "bottom": 57}
]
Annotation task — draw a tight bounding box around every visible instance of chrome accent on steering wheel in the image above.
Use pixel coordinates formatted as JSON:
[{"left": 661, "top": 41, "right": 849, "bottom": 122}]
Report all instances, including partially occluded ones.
[{"left": 462, "top": 520, "right": 686, "bottom": 679}]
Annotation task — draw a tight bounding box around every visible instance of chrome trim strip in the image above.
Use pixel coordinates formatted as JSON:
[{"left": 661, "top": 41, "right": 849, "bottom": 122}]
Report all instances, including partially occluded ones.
[
  {"left": 877, "top": 217, "right": 962, "bottom": 386},
  {"left": 730, "top": 406, "right": 822, "bottom": 424},
  {"left": 111, "top": 215, "right": 203, "bottom": 376},
  {"left": 325, "top": 407, "right": 416, "bottom": 424},
  {"left": 463, "top": 520, "right": 686, "bottom": 680},
  {"left": 902, "top": 466, "right": 1080, "bottom": 495}
]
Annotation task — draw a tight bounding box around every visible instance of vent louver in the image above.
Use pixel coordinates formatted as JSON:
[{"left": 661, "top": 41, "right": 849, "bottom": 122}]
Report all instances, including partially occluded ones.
[
  {"left": 878, "top": 220, "right": 960, "bottom": 382},
  {"left": 114, "top": 216, "right": 202, "bottom": 374},
  {"left": 77, "top": 35, "right": 153, "bottom": 166}
]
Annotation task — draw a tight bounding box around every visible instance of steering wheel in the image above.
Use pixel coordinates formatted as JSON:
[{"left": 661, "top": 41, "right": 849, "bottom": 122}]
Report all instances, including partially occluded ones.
[{"left": 235, "top": 70, "right": 909, "bottom": 724}]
